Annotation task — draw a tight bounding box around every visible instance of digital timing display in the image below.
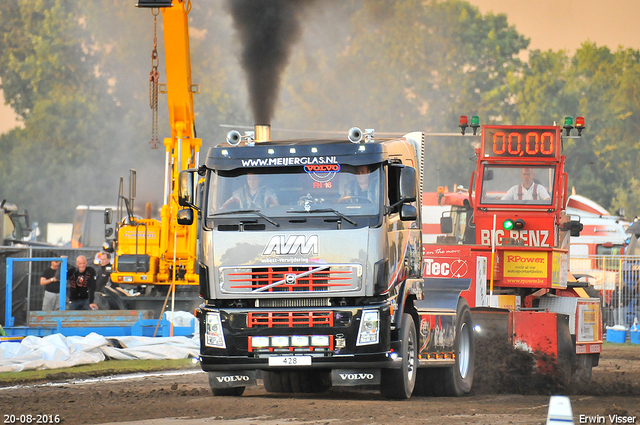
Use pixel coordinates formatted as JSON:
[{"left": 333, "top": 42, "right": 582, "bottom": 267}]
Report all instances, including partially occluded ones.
[{"left": 482, "top": 127, "right": 559, "bottom": 158}]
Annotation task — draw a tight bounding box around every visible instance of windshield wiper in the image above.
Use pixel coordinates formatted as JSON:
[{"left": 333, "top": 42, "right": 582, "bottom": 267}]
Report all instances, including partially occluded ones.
[
  {"left": 287, "top": 208, "right": 357, "bottom": 226},
  {"left": 212, "top": 209, "right": 279, "bottom": 227}
]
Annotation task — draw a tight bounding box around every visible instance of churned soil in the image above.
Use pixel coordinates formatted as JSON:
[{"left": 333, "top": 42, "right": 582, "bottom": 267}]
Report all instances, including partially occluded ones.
[{"left": 1, "top": 344, "right": 638, "bottom": 425}]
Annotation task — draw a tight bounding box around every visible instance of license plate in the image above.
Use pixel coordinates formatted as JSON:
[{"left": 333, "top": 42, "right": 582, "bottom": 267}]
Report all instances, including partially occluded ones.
[{"left": 268, "top": 356, "right": 312, "bottom": 366}]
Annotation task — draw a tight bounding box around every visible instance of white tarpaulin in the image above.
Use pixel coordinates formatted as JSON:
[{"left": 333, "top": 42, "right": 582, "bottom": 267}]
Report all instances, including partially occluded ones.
[{"left": 0, "top": 312, "right": 200, "bottom": 373}]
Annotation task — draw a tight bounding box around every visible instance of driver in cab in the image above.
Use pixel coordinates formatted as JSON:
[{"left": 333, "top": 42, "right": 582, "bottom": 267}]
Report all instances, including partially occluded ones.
[
  {"left": 341, "top": 165, "right": 379, "bottom": 203},
  {"left": 501, "top": 167, "right": 551, "bottom": 202},
  {"left": 222, "top": 173, "right": 278, "bottom": 210}
]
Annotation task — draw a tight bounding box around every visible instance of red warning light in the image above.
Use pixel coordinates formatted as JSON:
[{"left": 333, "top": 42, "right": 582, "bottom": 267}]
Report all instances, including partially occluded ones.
[
  {"left": 459, "top": 115, "right": 469, "bottom": 135},
  {"left": 575, "top": 116, "right": 585, "bottom": 136}
]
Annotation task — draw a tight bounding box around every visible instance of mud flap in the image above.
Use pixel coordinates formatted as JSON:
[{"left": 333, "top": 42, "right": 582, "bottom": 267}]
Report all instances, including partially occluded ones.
[
  {"left": 208, "top": 371, "right": 257, "bottom": 388},
  {"left": 415, "top": 278, "right": 472, "bottom": 313},
  {"left": 331, "top": 369, "right": 381, "bottom": 386}
]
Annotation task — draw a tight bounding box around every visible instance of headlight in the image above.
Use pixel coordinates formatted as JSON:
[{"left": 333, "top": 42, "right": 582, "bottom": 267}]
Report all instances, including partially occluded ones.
[
  {"left": 357, "top": 310, "right": 380, "bottom": 346},
  {"left": 122, "top": 276, "right": 133, "bottom": 282},
  {"left": 251, "top": 336, "right": 270, "bottom": 348},
  {"left": 291, "top": 335, "right": 310, "bottom": 347},
  {"left": 310, "top": 335, "right": 330, "bottom": 347},
  {"left": 205, "top": 312, "right": 226, "bottom": 348},
  {"left": 271, "top": 336, "right": 289, "bottom": 347}
]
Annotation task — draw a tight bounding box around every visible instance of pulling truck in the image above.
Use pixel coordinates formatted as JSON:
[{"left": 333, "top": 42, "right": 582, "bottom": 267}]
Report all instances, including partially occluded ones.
[
  {"left": 104, "top": 0, "right": 201, "bottom": 312},
  {"left": 425, "top": 117, "right": 602, "bottom": 383},
  {"left": 178, "top": 126, "right": 474, "bottom": 399}
]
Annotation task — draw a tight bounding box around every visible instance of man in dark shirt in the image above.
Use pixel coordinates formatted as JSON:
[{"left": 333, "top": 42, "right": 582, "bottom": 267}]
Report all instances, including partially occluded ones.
[
  {"left": 95, "top": 252, "right": 118, "bottom": 292},
  {"left": 68, "top": 255, "right": 98, "bottom": 310},
  {"left": 40, "top": 259, "right": 62, "bottom": 311}
]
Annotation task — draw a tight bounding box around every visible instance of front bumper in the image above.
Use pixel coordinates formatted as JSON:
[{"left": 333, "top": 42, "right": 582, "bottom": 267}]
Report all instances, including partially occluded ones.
[{"left": 198, "top": 303, "right": 399, "bottom": 371}]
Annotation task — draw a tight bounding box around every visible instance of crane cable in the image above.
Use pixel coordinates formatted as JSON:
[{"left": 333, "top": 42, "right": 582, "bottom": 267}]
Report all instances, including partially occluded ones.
[{"left": 149, "top": 8, "right": 160, "bottom": 149}]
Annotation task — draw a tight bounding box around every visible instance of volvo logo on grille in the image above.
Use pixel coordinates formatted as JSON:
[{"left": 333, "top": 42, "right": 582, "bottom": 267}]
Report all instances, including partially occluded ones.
[{"left": 284, "top": 273, "right": 297, "bottom": 284}]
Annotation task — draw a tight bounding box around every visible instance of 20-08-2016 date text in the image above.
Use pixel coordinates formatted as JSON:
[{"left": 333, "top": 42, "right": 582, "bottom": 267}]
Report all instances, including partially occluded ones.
[{"left": 4, "top": 415, "right": 61, "bottom": 424}]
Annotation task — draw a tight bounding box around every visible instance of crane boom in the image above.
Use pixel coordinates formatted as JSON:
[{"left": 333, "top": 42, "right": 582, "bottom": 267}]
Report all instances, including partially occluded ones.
[{"left": 109, "top": 0, "right": 200, "bottom": 289}]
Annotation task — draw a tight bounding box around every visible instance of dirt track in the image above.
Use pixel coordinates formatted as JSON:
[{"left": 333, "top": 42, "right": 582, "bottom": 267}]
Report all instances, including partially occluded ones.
[{"left": 1, "top": 345, "right": 638, "bottom": 425}]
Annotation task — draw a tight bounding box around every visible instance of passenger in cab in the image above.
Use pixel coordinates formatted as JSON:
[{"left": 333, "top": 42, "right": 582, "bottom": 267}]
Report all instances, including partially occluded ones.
[{"left": 501, "top": 167, "right": 550, "bottom": 202}]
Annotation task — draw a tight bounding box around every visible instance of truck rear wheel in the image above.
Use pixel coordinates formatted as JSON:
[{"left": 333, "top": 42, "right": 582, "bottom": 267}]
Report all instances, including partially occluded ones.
[
  {"left": 415, "top": 299, "right": 474, "bottom": 397},
  {"left": 380, "top": 313, "right": 417, "bottom": 399},
  {"left": 207, "top": 373, "right": 245, "bottom": 396},
  {"left": 442, "top": 298, "right": 474, "bottom": 396}
]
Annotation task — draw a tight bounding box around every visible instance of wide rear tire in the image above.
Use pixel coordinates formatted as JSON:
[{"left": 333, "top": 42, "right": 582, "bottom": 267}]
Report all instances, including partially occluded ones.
[{"left": 380, "top": 314, "right": 417, "bottom": 399}]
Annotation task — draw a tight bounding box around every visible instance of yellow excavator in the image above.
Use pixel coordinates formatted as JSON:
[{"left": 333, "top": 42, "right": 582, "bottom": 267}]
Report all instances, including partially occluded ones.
[{"left": 105, "top": 0, "right": 201, "bottom": 309}]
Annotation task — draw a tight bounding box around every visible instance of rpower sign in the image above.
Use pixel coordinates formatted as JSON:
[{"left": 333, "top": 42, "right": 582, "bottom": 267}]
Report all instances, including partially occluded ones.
[{"left": 503, "top": 251, "right": 548, "bottom": 285}]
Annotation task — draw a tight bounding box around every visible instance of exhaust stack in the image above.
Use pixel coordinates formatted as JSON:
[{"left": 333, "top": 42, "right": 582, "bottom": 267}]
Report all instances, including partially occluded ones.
[{"left": 255, "top": 124, "right": 271, "bottom": 143}]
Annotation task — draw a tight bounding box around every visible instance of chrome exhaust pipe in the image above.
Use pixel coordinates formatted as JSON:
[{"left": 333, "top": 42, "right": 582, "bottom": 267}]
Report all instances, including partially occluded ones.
[{"left": 255, "top": 124, "right": 271, "bottom": 143}]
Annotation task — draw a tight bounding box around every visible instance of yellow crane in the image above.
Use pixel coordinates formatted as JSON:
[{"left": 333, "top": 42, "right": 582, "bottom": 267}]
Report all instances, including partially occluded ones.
[{"left": 108, "top": 0, "right": 200, "bottom": 295}]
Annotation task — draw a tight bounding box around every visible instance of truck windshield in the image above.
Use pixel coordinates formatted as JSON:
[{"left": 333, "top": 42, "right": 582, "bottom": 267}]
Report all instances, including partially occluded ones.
[
  {"left": 207, "top": 164, "right": 382, "bottom": 219},
  {"left": 480, "top": 165, "right": 555, "bottom": 205}
]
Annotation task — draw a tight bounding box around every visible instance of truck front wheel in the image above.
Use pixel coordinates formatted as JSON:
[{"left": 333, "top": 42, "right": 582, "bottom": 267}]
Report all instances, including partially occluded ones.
[{"left": 380, "top": 313, "right": 417, "bottom": 399}]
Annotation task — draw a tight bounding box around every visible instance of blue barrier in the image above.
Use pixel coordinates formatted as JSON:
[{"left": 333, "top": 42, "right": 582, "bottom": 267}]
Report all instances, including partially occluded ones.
[{"left": 5, "top": 257, "right": 67, "bottom": 327}]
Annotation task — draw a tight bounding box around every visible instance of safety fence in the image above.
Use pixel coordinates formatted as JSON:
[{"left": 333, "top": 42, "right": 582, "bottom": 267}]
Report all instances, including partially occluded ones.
[
  {"left": 570, "top": 255, "right": 640, "bottom": 328},
  {"left": 0, "top": 246, "right": 100, "bottom": 327}
]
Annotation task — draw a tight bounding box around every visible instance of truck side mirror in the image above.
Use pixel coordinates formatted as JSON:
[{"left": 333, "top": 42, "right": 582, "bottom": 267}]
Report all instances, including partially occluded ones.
[
  {"left": 104, "top": 208, "right": 113, "bottom": 225},
  {"left": 177, "top": 208, "right": 194, "bottom": 226},
  {"left": 399, "top": 166, "right": 417, "bottom": 202},
  {"left": 178, "top": 171, "right": 194, "bottom": 207},
  {"left": 570, "top": 221, "right": 583, "bottom": 237},
  {"left": 400, "top": 204, "right": 417, "bottom": 221},
  {"left": 440, "top": 216, "right": 453, "bottom": 234}
]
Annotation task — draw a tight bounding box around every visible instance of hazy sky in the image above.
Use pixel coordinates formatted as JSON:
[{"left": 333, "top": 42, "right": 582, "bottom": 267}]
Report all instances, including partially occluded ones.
[
  {"left": 468, "top": 0, "right": 640, "bottom": 53},
  {"left": 0, "top": 0, "right": 638, "bottom": 134}
]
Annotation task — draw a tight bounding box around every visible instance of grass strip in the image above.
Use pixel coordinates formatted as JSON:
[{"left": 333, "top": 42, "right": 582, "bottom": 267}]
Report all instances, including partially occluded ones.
[{"left": 0, "top": 358, "right": 199, "bottom": 386}]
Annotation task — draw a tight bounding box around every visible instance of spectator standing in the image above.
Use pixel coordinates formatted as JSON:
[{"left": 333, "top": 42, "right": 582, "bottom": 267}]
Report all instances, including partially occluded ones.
[
  {"left": 68, "top": 255, "right": 98, "bottom": 310},
  {"left": 40, "top": 259, "right": 62, "bottom": 311},
  {"left": 95, "top": 252, "right": 118, "bottom": 292}
]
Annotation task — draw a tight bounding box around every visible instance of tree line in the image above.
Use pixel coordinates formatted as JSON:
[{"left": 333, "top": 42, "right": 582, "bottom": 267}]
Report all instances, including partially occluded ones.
[{"left": 0, "top": 0, "right": 638, "bottom": 229}]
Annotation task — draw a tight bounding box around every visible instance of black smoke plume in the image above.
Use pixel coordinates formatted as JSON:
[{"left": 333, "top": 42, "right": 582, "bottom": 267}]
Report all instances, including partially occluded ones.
[{"left": 226, "top": 0, "right": 315, "bottom": 124}]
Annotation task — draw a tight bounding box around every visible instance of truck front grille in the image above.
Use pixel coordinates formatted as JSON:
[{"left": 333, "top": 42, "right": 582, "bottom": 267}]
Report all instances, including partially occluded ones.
[
  {"left": 219, "top": 264, "right": 361, "bottom": 295},
  {"left": 248, "top": 311, "right": 334, "bottom": 328}
]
